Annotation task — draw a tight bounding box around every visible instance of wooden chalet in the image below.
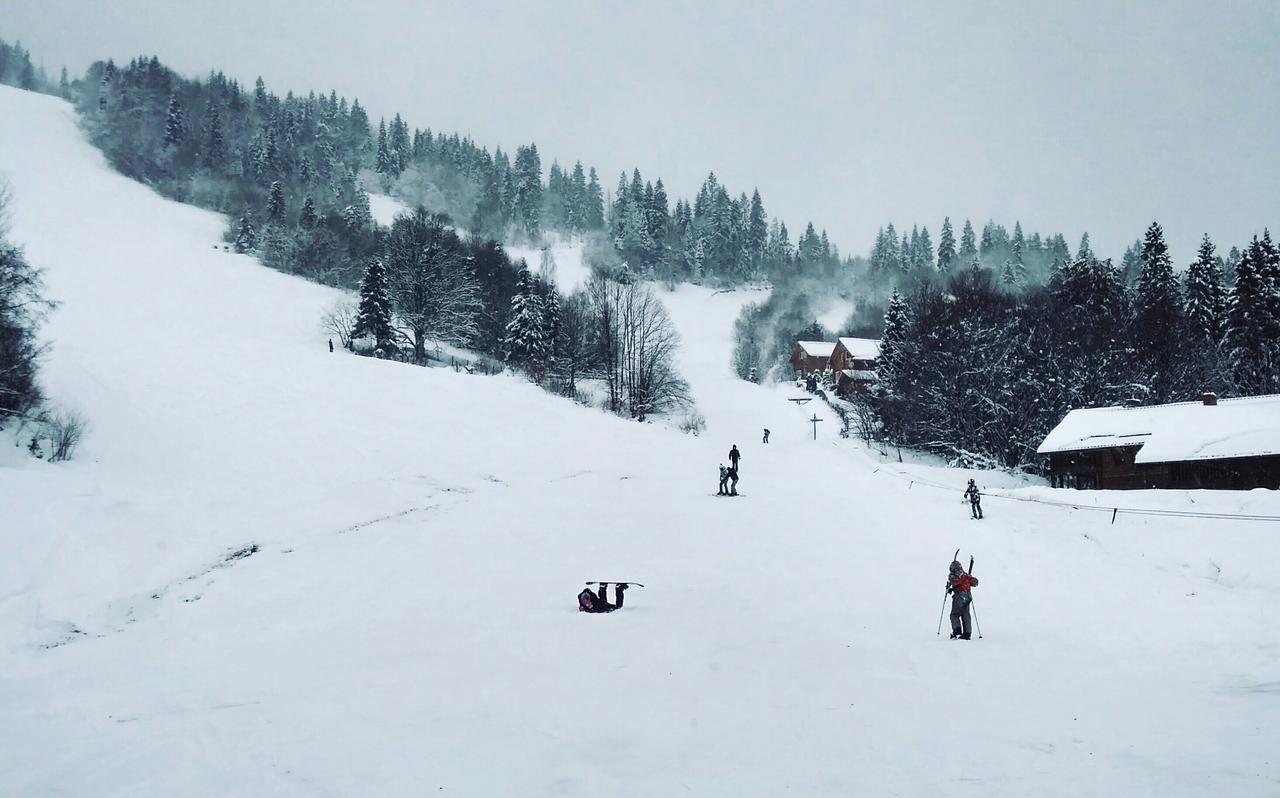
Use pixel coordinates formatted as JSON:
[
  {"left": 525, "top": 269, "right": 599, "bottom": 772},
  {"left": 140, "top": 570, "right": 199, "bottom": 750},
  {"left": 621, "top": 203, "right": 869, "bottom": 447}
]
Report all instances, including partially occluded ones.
[
  {"left": 830, "top": 337, "right": 880, "bottom": 395},
  {"left": 790, "top": 340, "right": 836, "bottom": 378},
  {"left": 1037, "top": 393, "right": 1280, "bottom": 490}
]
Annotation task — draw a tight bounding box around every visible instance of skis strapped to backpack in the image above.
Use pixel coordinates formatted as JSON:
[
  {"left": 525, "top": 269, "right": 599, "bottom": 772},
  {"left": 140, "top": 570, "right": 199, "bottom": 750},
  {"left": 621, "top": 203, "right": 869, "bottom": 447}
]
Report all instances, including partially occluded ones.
[{"left": 585, "top": 581, "right": 645, "bottom": 588}]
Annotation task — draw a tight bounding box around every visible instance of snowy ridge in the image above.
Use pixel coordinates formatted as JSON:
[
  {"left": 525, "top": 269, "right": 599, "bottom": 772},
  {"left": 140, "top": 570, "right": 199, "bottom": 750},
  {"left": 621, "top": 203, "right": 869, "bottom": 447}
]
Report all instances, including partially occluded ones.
[{"left": 2, "top": 85, "right": 1279, "bottom": 797}]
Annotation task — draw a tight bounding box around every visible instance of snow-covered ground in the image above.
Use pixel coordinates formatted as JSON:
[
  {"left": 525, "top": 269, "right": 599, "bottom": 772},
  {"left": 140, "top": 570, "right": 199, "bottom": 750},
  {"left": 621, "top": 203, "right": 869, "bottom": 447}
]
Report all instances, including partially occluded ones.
[
  {"left": 368, "top": 192, "right": 411, "bottom": 227},
  {"left": 2, "top": 85, "right": 1278, "bottom": 796},
  {"left": 508, "top": 233, "right": 595, "bottom": 292}
]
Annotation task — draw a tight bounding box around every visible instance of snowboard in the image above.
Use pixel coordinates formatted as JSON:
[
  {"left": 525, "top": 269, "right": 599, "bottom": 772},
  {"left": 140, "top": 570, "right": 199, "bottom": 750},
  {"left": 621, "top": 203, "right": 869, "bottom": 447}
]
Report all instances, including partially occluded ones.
[
  {"left": 585, "top": 581, "right": 645, "bottom": 588},
  {"left": 712, "top": 493, "right": 744, "bottom": 497}
]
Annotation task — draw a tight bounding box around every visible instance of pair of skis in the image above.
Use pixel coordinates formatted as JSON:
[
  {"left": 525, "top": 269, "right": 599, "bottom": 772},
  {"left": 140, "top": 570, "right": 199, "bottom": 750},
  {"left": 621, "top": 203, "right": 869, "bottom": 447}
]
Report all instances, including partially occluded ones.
[{"left": 585, "top": 581, "right": 645, "bottom": 588}]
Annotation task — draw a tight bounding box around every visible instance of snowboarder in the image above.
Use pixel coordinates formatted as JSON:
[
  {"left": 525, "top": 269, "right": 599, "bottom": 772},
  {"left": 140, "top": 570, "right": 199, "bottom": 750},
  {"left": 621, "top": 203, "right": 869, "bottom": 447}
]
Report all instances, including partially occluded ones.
[
  {"left": 727, "top": 465, "right": 739, "bottom": 496},
  {"left": 578, "top": 582, "right": 628, "bottom": 613},
  {"left": 964, "top": 479, "right": 983, "bottom": 519},
  {"left": 328, "top": 338, "right": 334, "bottom": 353},
  {"left": 718, "top": 464, "right": 730, "bottom": 495},
  {"left": 762, "top": 428, "right": 770, "bottom": 444},
  {"left": 946, "top": 560, "right": 980, "bottom": 639},
  {"left": 729, "top": 444, "right": 741, "bottom": 472}
]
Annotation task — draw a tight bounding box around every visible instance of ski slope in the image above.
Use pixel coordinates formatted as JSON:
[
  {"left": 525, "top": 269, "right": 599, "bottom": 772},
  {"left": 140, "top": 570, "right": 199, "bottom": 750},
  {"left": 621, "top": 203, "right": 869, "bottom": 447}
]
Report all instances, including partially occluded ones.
[{"left": 1, "top": 85, "right": 1278, "bottom": 797}]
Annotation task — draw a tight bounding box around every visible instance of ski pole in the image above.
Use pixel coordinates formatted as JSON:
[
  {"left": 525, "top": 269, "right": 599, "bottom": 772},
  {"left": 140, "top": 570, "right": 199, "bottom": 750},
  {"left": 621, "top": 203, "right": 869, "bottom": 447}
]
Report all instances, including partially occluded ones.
[
  {"left": 970, "top": 600, "right": 983, "bottom": 639},
  {"left": 935, "top": 591, "right": 948, "bottom": 636}
]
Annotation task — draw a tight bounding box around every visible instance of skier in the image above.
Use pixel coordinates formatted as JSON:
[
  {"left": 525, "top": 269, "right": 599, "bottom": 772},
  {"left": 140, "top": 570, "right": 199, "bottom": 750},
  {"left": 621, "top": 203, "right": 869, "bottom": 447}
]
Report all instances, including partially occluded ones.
[
  {"left": 946, "top": 560, "right": 980, "bottom": 639},
  {"left": 964, "top": 479, "right": 983, "bottom": 519},
  {"left": 328, "top": 338, "right": 334, "bottom": 353},
  {"left": 718, "top": 464, "right": 730, "bottom": 495},
  {"left": 762, "top": 428, "right": 770, "bottom": 444},
  {"left": 726, "top": 464, "right": 739, "bottom": 496},
  {"left": 729, "top": 444, "right": 741, "bottom": 472},
  {"left": 578, "top": 582, "right": 628, "bottom": 613}
]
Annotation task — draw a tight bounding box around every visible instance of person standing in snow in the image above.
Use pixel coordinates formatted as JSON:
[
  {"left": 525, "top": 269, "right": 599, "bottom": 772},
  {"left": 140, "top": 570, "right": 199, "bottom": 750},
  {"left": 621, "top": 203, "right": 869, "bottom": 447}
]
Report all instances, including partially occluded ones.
[
  {"left": 578, "top": 583, "right": 628, "bottom": 613},
  {"left": 964, "top": 479, "right": 983, "bottom": 519},
  {"left": 726, "top": 464, "right": 739, "bottom": 496},
  {"left": 947, "top": 560, "right": 980, "bottom": 639},
  {"left": 762, "top": 428, "right": 770, "bottom": 444},
  {"left": 329, "top": 338, "right": 334, "bottom": 353},
  {"left": 729, "top": 444, "right": 741, "bottom": 472},
  {"left": 718, "top": 464, "right": 730, "bottom": 496}
]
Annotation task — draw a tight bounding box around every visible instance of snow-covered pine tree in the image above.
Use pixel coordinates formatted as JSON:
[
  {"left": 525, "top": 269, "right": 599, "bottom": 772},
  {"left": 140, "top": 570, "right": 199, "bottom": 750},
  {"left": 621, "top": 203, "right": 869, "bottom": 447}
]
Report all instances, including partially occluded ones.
[
  {"left": 266, "top": 181, "right": 286, "bottom": 223},
  {"left": 299, "top": 196, "right": 318, "bottom": 229},
  {"left": 1132, "top": 221, "right": 1185, "bottom": 400},
  {"left": 1184, "top": 234, "right": 1226, "bottom": 344},
  {"left": 163, "top": 95, "right": 185, "bottom": 147},
  {"left": 1226, "top": 233, "right": 1280, "bottom": 394},
  {"left": 352, "top": 257, "right": 393, "bottom": 348},
  {"left": 878, "top": 290, "right": 910, "bottom": 387},
  {"left": 504, "top": 266, "right": 547, "bottom": 379},
  {"left": 375, "top": 119, "right": 391, "bottom": 175},
  {"left": 937, "top": 216, "right": 956, "bottom": 273},
  {"left": 233, "top": 208, "right": 257, "bottom": 253}
]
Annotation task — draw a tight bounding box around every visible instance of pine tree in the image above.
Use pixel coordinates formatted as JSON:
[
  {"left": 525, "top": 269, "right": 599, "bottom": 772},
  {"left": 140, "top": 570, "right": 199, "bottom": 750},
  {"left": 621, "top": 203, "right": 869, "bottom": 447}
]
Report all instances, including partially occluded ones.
[
  {"left": 353, "top": 257, "right": 394, "bottom": 348},
  {"left": 748, "top": 189, "right": 768, "bottom": 265},
  {"left": 504, "top": 266, "right": 547, "bottom": 378},
  {"left": 512, "top": 144, "right": 543, "bottom": 238},
  {"left": 937, "top": 217, "right": 956, "bottom": 273},
  {"left": 917, "top": 226, "right": 933, "bottom": 271},
  {"left": 585, "top": 167, "right": 605, "bottom": 230},
  {"left": 1132, "top": 222, "right": 1185, "bottom": 400},
  {"left": 1184, "top": 234, "right": 1226, "bottom": 344},
  {"left": 1225, "top": 237, "right": 1276, "bottom": 394},
  {"left": 375, "top": 119, "right": 392, "bottom": 175},
  {"left": 266, "top": 181, "right": 286, "bottom": 223},
  {"left": 959, "top": 219, "right": 977, "bottom": 262},
  {"left": 878, "top": 290, "right": 910, "bottom": 388},
  {"left": 299, "top": 195, "right": 318, "bottom": 229},
  {"left": 58, "top": 66, "right": 69, "bottom": 98},
  {"left": 233, "top": 209, "right": 257, "bottom": 253},
  {"left": 1076, "top": 232, "right": 1093, "bottom": 261},
  {"left": 163, "top": 95, "right": 185, "bottom": 147}
]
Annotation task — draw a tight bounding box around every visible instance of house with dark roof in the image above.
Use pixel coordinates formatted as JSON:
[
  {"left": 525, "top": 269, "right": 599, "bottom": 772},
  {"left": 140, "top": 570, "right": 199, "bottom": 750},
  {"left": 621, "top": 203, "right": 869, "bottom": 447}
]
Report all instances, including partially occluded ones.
[{"left": 1036, "top": 393, "right": 1280, "bottom": 490}]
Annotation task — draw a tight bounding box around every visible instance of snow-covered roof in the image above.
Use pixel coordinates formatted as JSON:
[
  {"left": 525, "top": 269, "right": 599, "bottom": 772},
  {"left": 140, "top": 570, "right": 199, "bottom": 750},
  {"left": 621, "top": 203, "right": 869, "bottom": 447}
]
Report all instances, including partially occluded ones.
[
  {"left": 837, "top": 337, "right": 881, "bottom": 360},
  {"left": 1036, "top": 394, "right": 1280, "bottom": 464},
  {"left": 840, "top": 369, "right": 879, "bottom": 381},
  {"left": 795, "top": 340, "right": 836, "bottom": 358}
]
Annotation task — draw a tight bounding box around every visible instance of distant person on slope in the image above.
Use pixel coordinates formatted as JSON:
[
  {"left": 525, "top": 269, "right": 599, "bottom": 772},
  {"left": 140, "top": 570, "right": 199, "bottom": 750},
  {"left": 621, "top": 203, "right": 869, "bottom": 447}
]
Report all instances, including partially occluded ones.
[
  {"left": 718, "top": 464, "right": 730, "bottom": 495},
  {"left": 762, "top": 428, "right": 770, "bottom": 444},
  {"left": 727, "top": 464, "right": 739, "bottom": 496},
  {"left": 947, "top": 560, "right": 980, "bottom": 639},
  {"left": 578, "top": 583, "right": 628, "bottom": 613},
  {"left": 964, "top": 479, "right": 983, "bottom": 519},
  {"left": 729, "top": 444, "right": 741, "bottom": 472}
]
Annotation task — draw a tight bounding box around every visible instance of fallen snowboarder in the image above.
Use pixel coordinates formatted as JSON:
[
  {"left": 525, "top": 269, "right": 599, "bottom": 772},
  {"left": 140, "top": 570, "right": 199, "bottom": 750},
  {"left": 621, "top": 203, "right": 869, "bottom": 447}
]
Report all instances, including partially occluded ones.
[{"left": 578, "top": 582, "right": 632, "bottom": 613}]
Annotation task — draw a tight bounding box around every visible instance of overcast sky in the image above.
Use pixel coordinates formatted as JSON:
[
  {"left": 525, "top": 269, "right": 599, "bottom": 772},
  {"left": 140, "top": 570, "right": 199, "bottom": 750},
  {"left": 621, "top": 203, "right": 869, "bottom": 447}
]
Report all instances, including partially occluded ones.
[{"left": 3, "top": 0, "right": 1277, "bottom": 263}]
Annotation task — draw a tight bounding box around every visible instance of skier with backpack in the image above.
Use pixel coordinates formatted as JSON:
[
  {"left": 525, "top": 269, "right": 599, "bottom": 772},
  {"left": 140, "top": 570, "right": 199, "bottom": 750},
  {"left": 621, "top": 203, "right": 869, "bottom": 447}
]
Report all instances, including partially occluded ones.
[
  {"left": 578, "top": 583, "right": 629, "bottom": 613},
  {"left": 946, "top": 560, "right": 980, "bottom": 639},
  {"left": 964, "top": 479, "right": 983, "bottom": 519}
]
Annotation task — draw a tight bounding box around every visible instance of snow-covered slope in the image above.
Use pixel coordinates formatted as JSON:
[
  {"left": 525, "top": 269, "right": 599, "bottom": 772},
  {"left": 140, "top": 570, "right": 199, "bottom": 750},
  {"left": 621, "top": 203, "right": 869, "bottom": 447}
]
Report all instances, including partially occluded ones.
[{"left": 2, "top": 85, "right": 1278, "bottom": 797}]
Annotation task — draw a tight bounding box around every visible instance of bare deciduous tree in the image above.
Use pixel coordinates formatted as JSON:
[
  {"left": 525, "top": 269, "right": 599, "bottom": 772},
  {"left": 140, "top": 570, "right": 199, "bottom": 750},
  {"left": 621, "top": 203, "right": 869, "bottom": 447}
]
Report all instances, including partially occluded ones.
[
  {"left": 586, "top": 272, "right": 689, "bottom": 420},
  {"left": 320, "top": 299, "right": 358, "bottom": 350}
]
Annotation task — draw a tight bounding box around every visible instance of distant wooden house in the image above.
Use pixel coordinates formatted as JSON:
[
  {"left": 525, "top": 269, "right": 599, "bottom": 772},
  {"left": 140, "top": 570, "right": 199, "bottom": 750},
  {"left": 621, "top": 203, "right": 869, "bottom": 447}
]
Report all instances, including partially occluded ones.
[
  {"left": 830, "top": 337, "right": 880, "bottom": 395},
  {"left": 790, "top": 340, "right": 836, "bottom": 378},
  {"left": 1037, "top": 393, "right": 1280, "bottom": 490}
]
